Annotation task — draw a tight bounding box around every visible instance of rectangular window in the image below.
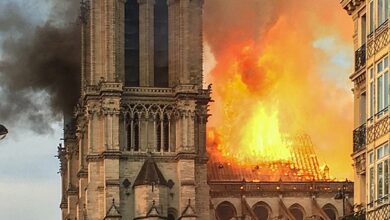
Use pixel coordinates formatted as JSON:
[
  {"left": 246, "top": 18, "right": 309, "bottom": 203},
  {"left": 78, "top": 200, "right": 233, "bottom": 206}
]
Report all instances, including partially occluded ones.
[
  {"left": 379, "top": 0, "right": 384, "bottom": 25},
  {"left": 380, "top": 0, "right": 384, "bottom": 25},
  {"left": 385, "top": 160, "right": 389, "bottom": 198},
  {"left": 378, "top": 75, "right": 383, "bottom": 112},
  {"left": 370, "top": 1, "right": 375, "bottom": 33},
  {"left": 370, "top": 151, "right": 375, "bottom": 164},
  {"left": 362, "top": 15, "right": 367, "bottom": 44},
  {"left": 375, "top": 143, "right": 389, "bottom": 204},
  {"left": 385, "top": 72, "right": 389, "bottom": 108},
  {"left": 378, "top": 147, "right": 384, "bottom": 160},
  {"left": 370, "top": 67, "right": 375, "bottom": 119},
  {"left": 376, "top": 56, "right": 389, "bottom": 115},
  {"left": 379, "top": 61, "right": 384, "bottom": 73},
  {"left": 378, "top": 162, "right": 384, "bottom": 201},
  {"left": 378, "top": 0, "right": 389, "bottom": 27},
  {"left": 370, "top": 167, "right": 375, "bottom": 205},
  {"left": 360, "top": 92, "right": 367, "bottom": 124}
]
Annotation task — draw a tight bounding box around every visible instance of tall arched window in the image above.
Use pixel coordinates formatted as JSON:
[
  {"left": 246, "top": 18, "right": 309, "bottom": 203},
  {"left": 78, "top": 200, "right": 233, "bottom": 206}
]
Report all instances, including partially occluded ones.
[
  {"left": 154, "top": 0, "right": 169, "bottom": 87},
  {"left": 127, "top": 114, "right": 132, "bottom": 151},
  {"left": 252, "top": 202, "right": 271, "bottom": 220},
  {"left": 216, "top": 201, "right": 236, "bottom": 220},
  {"left": 289, "top": 204, "right": 305, "bottom": 220},
  {"left": 322, "top": 204, "right": 338, "bottom": 220},
  {"left": 156, "top": 114, "right": 162, "bottom": 152},
  {"left": 133, "top": 114, "right": 140, "bottom": 151},
  {"left": 125, "top": 0, "right": 140, "bottom": 86},
  {"left": 163, "top": 115, "right": 169, "bottom": 151}
]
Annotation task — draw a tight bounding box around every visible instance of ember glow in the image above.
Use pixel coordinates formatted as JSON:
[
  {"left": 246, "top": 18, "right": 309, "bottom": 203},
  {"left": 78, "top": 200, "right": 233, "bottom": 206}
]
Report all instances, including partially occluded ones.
[{"left": 204, "top": 0, "right": 354, "bottom": 179}]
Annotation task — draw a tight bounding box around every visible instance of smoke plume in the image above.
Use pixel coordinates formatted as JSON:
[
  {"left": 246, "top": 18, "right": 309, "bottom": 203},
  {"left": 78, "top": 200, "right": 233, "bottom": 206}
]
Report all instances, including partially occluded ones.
[{"left": 0, "top": 1, "right": 80, "bottom": 133}]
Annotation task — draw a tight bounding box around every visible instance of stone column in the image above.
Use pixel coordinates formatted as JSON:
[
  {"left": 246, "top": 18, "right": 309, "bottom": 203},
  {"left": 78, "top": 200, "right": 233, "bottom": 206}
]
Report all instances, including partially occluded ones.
[
  {"left": 177, "top": 160, "right": 196, "bottom": 215},
  {"left": 116, "top": 0, "right": 126, "bottom": 83},
  {"left": 100, "top": 85, "right": 122, "bottom": 218},
  {"left": 139, "top": 0, "right": 155, "bottom": 86},
  {"left": 168, "top": 0, "right": 178, "bottom": 87},
  {"left": 168, "top": 0, "right": 203, "bottom": 87},
  {"left": 179, "top": 0, "right": 190, "bottom": 84},
  {"left": 66, "top": 139, "right": 79, "bottom": 220},
  {"left": 88, "top": 0, "right": 121, "bottom": 84},
  {"left": 188, "top": 0, "right": 203, "bottom": 86},
  {"left": 76, "top": 128, "right": 89, "bottom": 220}
]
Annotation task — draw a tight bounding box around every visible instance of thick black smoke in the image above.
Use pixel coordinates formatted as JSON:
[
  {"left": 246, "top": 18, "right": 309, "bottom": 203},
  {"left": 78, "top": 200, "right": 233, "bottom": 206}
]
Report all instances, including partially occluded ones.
[{"left": 0, "top": 1, "right": 81, "bottom": 133}]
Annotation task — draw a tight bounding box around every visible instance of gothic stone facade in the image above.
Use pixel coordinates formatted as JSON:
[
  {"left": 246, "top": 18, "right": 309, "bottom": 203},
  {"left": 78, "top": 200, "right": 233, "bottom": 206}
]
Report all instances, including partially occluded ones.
[
  {"left": 59, "top": 0, "right": 209, "bottom": 219},
  {"left": 59, "top": 1, "right": 353, "bottom": 220}
]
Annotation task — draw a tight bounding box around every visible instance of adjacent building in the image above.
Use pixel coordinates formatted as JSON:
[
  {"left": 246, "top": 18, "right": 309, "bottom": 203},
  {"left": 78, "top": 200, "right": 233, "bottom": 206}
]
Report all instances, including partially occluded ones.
[{"left": 341, "top": 0, "right": 390, "bottom": 219}]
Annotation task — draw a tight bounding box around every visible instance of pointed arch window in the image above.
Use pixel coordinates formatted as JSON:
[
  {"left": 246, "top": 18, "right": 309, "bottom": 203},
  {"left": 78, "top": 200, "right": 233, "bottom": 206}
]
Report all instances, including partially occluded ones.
[
  {"left": 252, "top": 202, "right": 272, "bottom": 220},
  {"left": 322, "top": 204, "right": 337, "bottom": 220},
  {"left": 127, "top": 113, "right": 140, "bottom": 151},
  {"left": 156, "top": 114, "right": 170, "bottom": 152},
  {"left": 125, "top": 0, "right": 140, "bottom": 86},
  {"left": 133, "top": 114, "right": 140, "bottom": 151},
  {"left": 156, "top": 114, "right": 162, "bottom": 152},
  {"left": 154, "top": 0, "right": 169, "bottom": 87},
  {"left": 216, "top": 201, "right": 236, "bottom": 220},
  {"left": 163, "top": 115, "right": 170, "bottom": 152},
  {"left": 289, "top": 204, "right": 305, "bottom": 220},
  {"left": 127, "top": 114, "right": 132, "bottom": 151}
]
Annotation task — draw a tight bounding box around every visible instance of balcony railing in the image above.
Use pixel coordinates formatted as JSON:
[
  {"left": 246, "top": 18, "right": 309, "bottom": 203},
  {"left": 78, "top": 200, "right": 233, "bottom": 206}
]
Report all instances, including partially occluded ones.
[
  {"left": 355, "top": 44, "right": 366, "bottom": 71},
  {"left": 353, "top": 123, "right": 366, "bottom": 153},
  {"left": 367, "top": 203, "right": 390, "bottom": 220}
]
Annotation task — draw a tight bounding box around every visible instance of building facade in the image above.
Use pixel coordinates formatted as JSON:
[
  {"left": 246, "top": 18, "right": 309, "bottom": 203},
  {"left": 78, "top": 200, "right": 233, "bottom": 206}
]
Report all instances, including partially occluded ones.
[
  {"left": 58, "top": 0, "right": 210, "bottom": 219},
  {"left": 58, "top": 0, "right": 354, "bottom": 219},
  {"left": 341, "top": 0, "right": 390, "bottom": 219}
]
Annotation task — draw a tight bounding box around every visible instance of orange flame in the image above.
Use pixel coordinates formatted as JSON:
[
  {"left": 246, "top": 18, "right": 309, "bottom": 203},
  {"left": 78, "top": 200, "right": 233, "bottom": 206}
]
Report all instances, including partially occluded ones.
[{"left": 204, "top": 0, "right": 354, "bottom": 180}]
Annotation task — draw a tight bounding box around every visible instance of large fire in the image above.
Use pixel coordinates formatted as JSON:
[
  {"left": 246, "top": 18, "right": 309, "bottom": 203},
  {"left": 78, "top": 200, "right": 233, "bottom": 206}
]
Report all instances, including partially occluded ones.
[{"left": 204, "top": 0, "right": 354, "bottom": 180}]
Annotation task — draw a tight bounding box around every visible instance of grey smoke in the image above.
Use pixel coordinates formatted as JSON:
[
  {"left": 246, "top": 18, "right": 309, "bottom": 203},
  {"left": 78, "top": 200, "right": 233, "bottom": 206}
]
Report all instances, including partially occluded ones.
[{"left": 0, "top": 1, "right": 81, "bottom": 133}]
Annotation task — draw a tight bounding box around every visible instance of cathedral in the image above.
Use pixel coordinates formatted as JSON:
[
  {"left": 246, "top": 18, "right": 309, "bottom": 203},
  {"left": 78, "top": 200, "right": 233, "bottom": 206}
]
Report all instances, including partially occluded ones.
[{"left": 58, "top": 0, "right": 353, "bottom": 219}]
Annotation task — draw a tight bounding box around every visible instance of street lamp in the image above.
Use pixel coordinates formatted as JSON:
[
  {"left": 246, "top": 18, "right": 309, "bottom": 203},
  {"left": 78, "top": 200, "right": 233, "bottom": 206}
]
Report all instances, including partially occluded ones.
[
  {"left": 335, "top": 179, "right": 349, "bottom": 218},
  {"left": 0, "top": 124, "right": 8, "bottom": 140}
]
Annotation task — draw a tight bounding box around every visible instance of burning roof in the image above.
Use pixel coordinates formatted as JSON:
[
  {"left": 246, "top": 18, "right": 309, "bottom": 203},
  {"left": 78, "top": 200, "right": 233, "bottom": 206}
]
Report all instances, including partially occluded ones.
[{"left": 208, "top": 134, "right": 330, "bottom": 182}]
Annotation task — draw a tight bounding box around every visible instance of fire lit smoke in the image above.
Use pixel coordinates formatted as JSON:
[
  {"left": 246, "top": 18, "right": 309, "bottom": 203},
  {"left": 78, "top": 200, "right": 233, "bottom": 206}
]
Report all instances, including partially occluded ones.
[
  {"left": 204, "top": 0, "right": 354, "bottom": 179},
  {"left": 0, "top": 0, "right": 354, "bottom": 179},
  {"left": 0, "top": 1, "right": 80, "bottom": 133}
]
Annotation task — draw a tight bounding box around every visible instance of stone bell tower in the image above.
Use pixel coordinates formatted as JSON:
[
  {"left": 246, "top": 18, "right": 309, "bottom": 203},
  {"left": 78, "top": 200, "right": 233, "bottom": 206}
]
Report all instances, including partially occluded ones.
[{"left": 58, "top": 0, "right": 211, "bottom": 219}]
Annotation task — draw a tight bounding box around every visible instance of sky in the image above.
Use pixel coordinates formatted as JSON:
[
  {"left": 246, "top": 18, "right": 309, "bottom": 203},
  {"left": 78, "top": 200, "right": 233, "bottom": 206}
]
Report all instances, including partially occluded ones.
[
  {"left": 0, "top": 0, "right": 62, "bottom": 219},
  {"left": 0, "top": 0, "right": 354, "bottom": 219}
]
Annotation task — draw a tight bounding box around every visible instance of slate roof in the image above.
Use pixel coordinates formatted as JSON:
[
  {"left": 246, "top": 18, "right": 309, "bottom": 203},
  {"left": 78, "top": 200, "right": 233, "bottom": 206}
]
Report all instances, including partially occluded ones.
[{"left": 133, "top": 157, "right": 168, "bottom": 187}]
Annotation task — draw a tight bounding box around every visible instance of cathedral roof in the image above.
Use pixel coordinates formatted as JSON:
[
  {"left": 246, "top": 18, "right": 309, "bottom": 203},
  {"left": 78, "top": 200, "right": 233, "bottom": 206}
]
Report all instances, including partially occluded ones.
[
  {"left": 208, "top": 134, "right": 330, "bottom": 182},
  {"left": 133, "top": 157, "right": 168, "bottom": 187}
]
